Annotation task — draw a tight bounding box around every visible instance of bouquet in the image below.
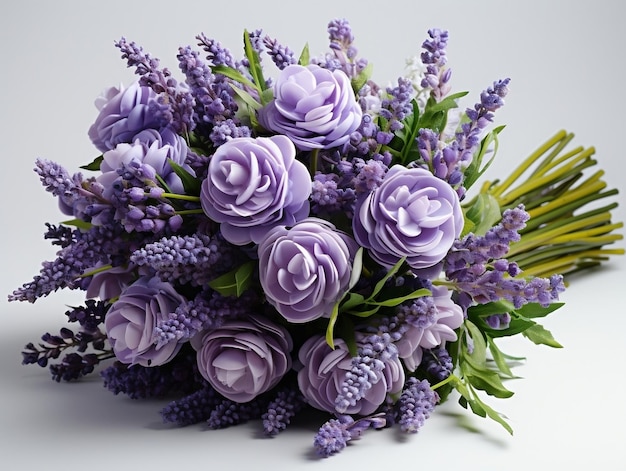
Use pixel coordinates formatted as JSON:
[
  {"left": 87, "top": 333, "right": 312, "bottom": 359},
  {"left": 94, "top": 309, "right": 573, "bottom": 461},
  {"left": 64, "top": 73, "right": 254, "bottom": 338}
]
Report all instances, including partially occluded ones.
[{"left": 9, "top": 18, "right": 623, "bottom": 457}]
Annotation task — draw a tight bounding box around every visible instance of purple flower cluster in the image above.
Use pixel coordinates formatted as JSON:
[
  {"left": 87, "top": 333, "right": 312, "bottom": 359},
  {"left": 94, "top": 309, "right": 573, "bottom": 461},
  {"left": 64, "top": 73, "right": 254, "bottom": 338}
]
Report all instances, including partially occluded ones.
[{"left": 11, "top": 18, "right": 578, "bottom": 458}]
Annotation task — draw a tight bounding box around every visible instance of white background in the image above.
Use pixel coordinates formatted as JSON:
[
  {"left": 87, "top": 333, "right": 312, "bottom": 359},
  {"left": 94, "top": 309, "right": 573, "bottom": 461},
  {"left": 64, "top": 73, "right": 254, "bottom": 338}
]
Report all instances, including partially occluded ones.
[{"left": 1, "top": 1, "right": 625, "bottom": 469}]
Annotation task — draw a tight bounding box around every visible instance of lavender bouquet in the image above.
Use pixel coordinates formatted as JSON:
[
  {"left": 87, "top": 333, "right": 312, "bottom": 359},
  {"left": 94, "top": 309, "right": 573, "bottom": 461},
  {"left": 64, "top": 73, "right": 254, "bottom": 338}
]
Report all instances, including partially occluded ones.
[{"left": 9, "top": 18, "right": 623, "bottom": 457}]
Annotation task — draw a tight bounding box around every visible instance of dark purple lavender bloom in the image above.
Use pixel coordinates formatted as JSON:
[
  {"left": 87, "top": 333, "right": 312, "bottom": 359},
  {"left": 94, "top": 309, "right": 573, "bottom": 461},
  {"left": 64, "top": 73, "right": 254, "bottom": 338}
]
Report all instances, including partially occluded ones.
[
  {"left": 297, "top": 335, "right": 404, "bottom": 416},
  {"left": 263, "top": 35, "right": 297, "bottom": 70},
  {"left": 130, "top": 232, "right": 236, "bottom": 287},
  {"left": 115, "top": 38, "right": 195, "bottom": 135},
  {"left": 102, "top": 349, "right": 200, "bottom": 399},
  {"left": 353, "top": 165, "right": 463, "bottom": 273},
  {"left": 154, "top": 289, "right": 256, "bottom": 347},
  {"left": 257, "top": 64, "right": 363, "bottom": 150},
  {"left": 34, "top": 159, "right": 85, "bottom": 216},
  {"left": 104, "top": 276, "right": 186, "bottom": 367},
  {"left": 485, "top": 313, "right": 512, "bottom": 329},
  {"left": 8, "top": 226, "right": 121, "bottom": 303},
  {"left": 191, "top": 314, "right": 292, "bottom": 403},
  {"left": 334, "top": 331, "right": 405, "bottom": 414},
  {"left": 262, "top": 384, "right": 306, "bottom": 436},
  {"left": 200, "top": 135, "right": 311, "bottom": 245},
  {"left": 313, "top": 414, "right": 387, "bottom": 457},
  {"left": 423, "top": 347, "right": 454, "bottom": 381},
  {"left": 395, "top": 285, "right": 464, "bottom": 371},
  {"left": 396, "top": 378, "right": 439, "bottom": 433},
  {"left": 207, "top": 397, "right": 265, "bottom": 429},
  {"left": 257, "top": 218, "right": 359, "bottom": 323},
  {"left": 160, "top": 386, "right": 221, "bottom": 425}
]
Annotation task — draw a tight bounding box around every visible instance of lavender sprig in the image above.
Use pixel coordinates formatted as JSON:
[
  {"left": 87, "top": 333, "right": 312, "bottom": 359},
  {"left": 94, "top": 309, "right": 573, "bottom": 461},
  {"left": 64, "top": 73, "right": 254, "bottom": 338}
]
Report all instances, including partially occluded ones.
[
  {"left": 313, "top": 414, "right": 387, "bottom": 457},
  {"left": 115, "top": 37, "right": 195, "bottom": 135},
  {"left": 395, "top": 378, "right": 439, "bottom": 433}
]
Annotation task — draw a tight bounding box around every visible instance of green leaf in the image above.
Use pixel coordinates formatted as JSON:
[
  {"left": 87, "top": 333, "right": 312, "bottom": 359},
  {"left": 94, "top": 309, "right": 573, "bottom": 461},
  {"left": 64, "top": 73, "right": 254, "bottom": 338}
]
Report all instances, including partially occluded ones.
[
  {"left": 80, "top": 155, "right": 103, "bottom": 171},
  {"left": 230, "top": 84, "right": 263, "bottom": 111},
  {"left": 298, "top": 43, "right": 310, "bottom": 66},
  {"left": 515, "top": 302, "right": 564, "bottom": 319},
  {"left": 243, "top": 29, "right": 267, "bottom": 98},
  {"left": 467, "top": 300, "right": 515, "bottom": 317},
  {"left": 168, "top": 159, "right": 201, "bottom": 195},
  {"left": 212, "top": 65, "right": 257, "bottom": 89},
  {"left": 339, "top": 292, "right": 366, "bottom": 311},
  {"left": 351, "top": 62, "right": 373, "bottom": 93},
  {"left": 369, "top": 256, "right": 407, "bottom": 300},
  {"left": 463, "top": 125, "right": 505, "bottom": 191},
  {"left": 325, "top": 302, "right": 340, "bottom": 349},
  {"left": 488, "top": 339, "right": 515, "bottom": 378},
  {"left": 464, "top": 320, "right": 487, "bottom": 364},
  {"left": 462, "top": 193, "right": 502, "bottom": 237},
  {"left": 522, "top": 324, "right": 563, "bottom": 348},
  {"left": 208, "top": 260, "right": 256, "bottom": 297},
  {"left": 368, "top": 288, "right": 431, "bottom": 307},
  {"left": 346, "top": 305, "right": 382, "bottom": 318},
  {"left": 60, "top": 219, "right": 93, "bottom": 230},
  {"left": 465, "top": 367, "right": 514, "bottom": 398},
  {"left": 481, "top": 400, "right": 514, "bottom": 435},
  {"left": 419, "top": 91, "right": 468, "bottom": 132}
]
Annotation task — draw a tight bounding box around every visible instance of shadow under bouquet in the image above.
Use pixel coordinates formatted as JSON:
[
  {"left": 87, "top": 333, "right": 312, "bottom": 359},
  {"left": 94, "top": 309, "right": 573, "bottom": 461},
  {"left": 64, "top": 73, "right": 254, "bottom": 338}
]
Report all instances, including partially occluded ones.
[{"left": 9, "top": 18, "right": 623, "bottom": 457}]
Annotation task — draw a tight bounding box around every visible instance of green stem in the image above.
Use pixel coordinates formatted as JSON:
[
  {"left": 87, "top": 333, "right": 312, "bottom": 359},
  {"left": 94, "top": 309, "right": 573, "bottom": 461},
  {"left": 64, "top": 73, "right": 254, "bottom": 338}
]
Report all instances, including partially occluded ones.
[
  {"left": 80, "top": 264, "right": 113, "bottom": 278},
  {"left": 160, "top": 192, "right": 201, "bottom": 202},
  {"left": 176, "top": 209, "right": 205, "bottom": 216},
  {"left": 490, "top": 130, "right": 571, "bottom": 198},
  {"left": 431, "top": 374, "right": 456, "bottom": 391},
  {"left": 309, "top": 148, "right": 320, "bottom": 177}
]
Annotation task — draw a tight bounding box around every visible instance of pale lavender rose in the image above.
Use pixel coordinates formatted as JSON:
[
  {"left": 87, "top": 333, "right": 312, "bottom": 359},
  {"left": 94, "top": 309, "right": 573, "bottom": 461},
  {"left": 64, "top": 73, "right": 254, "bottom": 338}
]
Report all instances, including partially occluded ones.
[
  {"left": 396, "top": 285, "right": 464, "bottom": 371},
  {"left": 191, "top": 315, "right": 292, "bottom": 403},
  {"left": 97, "top": 129, "right": 189, "bottom": 198},
  {"left": 104, "top": 276, "right": 186, "bottom": 367},
  {"left": 297, "top": 335, "right": 404, "bottom": 416},
  {"left": 257, "top": 218, "right": 359, "bottom": 323},
  {"left": 353, "top": 165, "right": 463, "bottom": 273},
  {"left": 258, "top": 64, "right": 362, "bottom": 150},
  {"left": 88, "top": 81, "right": 161, "bottom": 153},
  {"left": 85, "top": 263, "right": 137, "bottom": 301},
  {"left": 200, "top": 135, "right": 311, "bottom": 245}
]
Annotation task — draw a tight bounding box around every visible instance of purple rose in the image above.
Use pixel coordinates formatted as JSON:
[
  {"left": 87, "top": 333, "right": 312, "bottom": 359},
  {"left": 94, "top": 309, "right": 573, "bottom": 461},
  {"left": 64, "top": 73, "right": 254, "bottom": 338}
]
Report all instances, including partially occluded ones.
[
  {"left": 258, "top": 218, "right": 359, "bottom": 323},
  {"left": 353, "top": 165, "right": 463, "bottom": 272},
  {"left": 191, "top": 315, "right": 292, "bottom": 403},
  {"left": 85, "top": 263, "right": 137, "bottom": 301},
  {"left": 258, "top": 64, "right": 363, "bottom": 150},
  {"left": 88, "top": 81, "right": 161, "bottom": 153},
  {"left": 200, "top": 135, "right": 311, "bottom": 245},
  {"left": 104, "top": 276, "right": 185, "bottom": 367},
  {"left": 396, "top": 286, "right": 464, "bottom": 371},
  {"left": 97, "top": 130, "right": 189, "bottom": 198},
  {"left": 297, "top": 335, "right": 405, "bottom": 416}
]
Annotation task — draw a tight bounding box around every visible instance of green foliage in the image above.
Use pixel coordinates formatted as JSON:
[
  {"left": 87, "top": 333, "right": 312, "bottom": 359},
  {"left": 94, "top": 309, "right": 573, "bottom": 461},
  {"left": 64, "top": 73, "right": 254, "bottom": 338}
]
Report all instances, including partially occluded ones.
[
  {"left": 387, "top": 91, "right": 468, "bottom": 166},
  {"left": 441, "top": 299, "right": 564, "bottom": 433},
  {"left": 325, "top": 255, "right": 430, "bottom": 349},
  {"left": 168, "top": 159, "right": 201, "bottom": 196},
  {"left": 80, "top": 155, "right": 103, "bottom": 171},
  {"left": 207, "top": 260, "right": 256, "bottom": 297},
  {"left": 462, "top": 125, "right": 505, "bottom": 191},
  {"left": 462, "top": 193, "right": 502, "bottom": 237},
  {"left": 60, "top": 219, "right": 93, "bottom": 230}
]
